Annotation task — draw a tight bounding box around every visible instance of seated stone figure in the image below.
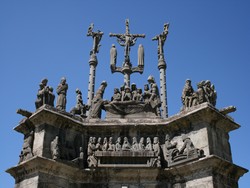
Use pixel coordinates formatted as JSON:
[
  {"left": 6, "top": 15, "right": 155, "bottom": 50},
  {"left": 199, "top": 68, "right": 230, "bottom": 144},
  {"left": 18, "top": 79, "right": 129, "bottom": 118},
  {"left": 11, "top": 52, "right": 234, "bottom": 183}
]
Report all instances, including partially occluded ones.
[
  {"left": 163, "top": 134, "right": 179, "bottom": 163},
  {"left": 111, "top": 88, "right": 121, "bottom": 101},
  {"left": 122, "top": 137, "right": 131, "bottom": 150},
  {"left": 122, "top": 86, "right": 132, "bottom": 101},
  {"left": 70, "top": 88, "right": 87, "bottom": 118},
  {"left": 35, "top": 78, "right": 55, "bottom": 109}
]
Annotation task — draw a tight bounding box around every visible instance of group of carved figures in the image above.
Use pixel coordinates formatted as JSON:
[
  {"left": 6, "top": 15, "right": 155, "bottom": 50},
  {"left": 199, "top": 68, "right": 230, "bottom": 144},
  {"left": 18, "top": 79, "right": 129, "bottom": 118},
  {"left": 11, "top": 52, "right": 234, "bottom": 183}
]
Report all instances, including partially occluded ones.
[
  {"left": 110, "top": 75, "right": 161, "bottom": 115},
  {"left": 35, "top": 77, "right": 68, "bottom": 111},
  {"left": 87, "top": 134, "right": 203, "bottom": 168},
  {"left": 18, "top": 127, "right": 203, "bottom": 168},
  {"left": 181, "top": 79, "right": 217, "bottom": 110},
  {"left": 87, "top": 136, "right": 161, "bottom": 167},
  {"left": 35, "top": 74, "right": 162, "bottom": 118}
]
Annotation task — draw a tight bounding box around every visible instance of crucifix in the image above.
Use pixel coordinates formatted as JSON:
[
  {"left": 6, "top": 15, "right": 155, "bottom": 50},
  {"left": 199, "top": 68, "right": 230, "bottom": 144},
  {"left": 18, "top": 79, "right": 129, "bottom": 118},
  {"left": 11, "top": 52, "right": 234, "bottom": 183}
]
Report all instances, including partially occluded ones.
[{"left": 109, "top": 19, "right": 145, "bottom": 87}]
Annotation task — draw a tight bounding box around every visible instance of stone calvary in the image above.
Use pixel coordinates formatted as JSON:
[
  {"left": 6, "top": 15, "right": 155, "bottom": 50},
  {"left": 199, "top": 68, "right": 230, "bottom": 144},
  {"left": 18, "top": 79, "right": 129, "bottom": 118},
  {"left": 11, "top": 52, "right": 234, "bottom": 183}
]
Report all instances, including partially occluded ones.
[{"left": 6, "top": 20, "right": 247, "bottom": 188}]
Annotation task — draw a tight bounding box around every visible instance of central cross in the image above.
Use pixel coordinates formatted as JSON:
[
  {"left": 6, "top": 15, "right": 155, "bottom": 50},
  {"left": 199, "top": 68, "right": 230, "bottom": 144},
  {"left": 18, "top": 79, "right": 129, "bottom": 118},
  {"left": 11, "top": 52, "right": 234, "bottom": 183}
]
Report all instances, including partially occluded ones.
[{"left": 109, "top": 19, "right": 145, "bottom": 86}]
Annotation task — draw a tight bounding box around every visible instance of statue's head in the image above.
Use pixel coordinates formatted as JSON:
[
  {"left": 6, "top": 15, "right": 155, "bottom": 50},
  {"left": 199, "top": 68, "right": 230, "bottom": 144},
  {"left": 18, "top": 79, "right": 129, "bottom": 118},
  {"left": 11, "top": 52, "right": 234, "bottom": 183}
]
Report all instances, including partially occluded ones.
[
  {"left": 61, "top": 77, "right": 66, "bottom": 84},
  {"left": 41, "top": 78, "right": 48, "bottom": 86},
  {"left": 165, "top": 134, "right": 170, "bottom": 141},
  {"left": 147, "top": 75, "right": 155, "bottom": 83},
  {"left": 131, "top": 83, "right": 136, "bottom": 91}
]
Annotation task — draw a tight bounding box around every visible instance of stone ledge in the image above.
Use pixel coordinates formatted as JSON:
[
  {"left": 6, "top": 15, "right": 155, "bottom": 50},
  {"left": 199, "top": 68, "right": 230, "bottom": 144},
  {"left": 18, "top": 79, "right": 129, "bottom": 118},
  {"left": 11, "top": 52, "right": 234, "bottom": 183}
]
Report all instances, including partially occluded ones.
[
  {"left": 13, "top": 103, "right": 239, "bottom": 134},
  {"left": 165, "top": 155, "right": 248, "bottom": 181}
]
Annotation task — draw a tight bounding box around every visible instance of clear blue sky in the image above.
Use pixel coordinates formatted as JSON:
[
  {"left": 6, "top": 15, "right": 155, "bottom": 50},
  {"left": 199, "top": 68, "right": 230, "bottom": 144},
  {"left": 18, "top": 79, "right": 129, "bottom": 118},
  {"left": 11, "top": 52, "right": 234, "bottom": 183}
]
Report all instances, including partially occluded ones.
[{"left": 1, "top": 1, "right": 249, "bottom": 187}]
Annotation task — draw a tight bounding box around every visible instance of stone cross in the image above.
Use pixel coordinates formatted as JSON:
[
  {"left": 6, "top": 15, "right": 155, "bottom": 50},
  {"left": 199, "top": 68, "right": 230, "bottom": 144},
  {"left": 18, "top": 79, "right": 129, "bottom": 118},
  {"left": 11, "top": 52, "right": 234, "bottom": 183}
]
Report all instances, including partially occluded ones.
[{"left": 109, "top": 19, "right": 145, "bottom": 87}]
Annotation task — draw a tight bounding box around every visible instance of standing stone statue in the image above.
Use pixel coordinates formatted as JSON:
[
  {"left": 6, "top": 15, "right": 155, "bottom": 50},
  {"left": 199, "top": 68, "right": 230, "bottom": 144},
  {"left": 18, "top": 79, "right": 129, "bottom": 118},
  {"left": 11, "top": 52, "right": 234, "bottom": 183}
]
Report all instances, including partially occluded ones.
[
  {"left": 87, "top": 137, "right": 97, "bottom": 167},
  {"left": 89, "top": 81, "right": 108, "bottom": 118},
  {"left": 50, "top": 136, "right": 60, "bottom": 160},
  {"left": 138, "top": 44, "right": 144, "bottom": 67},
  {"left": 148, "top": 83, "right": 161, "bottom": 116},
  {"left": 56, "top": 77, "right": 68, "bottom": 111},
  {"left": 70, "top": 88, "right": 87, "bottom": 117},
  {"left": 152, "top": 137, "right": 161, "bottom": 167},
  {"left": 19, "top": 131, "right": 34, "bottom": 163},
  {"left": 110, "top": 44, "right": 117, "bottom": 71},
  {"left": 181, "top": 79, "right": 194, "bottom": 110},
  {"left": 95, "top": 137, "right": 102, "bottom": 151}
]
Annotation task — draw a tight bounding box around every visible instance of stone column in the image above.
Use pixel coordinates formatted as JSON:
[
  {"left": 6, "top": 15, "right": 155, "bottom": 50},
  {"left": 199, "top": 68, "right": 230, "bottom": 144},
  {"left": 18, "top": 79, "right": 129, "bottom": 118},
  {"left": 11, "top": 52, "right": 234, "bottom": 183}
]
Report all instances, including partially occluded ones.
[
  {"left": 158, "top": 57, "right": 168, "bottom": 118},
  {"left": 87, "top": 54, "right": 98, "bottom": 107}
]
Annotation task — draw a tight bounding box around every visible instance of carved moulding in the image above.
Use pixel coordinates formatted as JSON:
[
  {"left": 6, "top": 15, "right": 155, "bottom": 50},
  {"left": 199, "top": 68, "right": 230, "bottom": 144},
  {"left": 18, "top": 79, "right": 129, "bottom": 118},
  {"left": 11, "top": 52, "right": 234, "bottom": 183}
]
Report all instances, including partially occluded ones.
[{"left": 94, "top": 150, "right": 159, "bottom": 168}]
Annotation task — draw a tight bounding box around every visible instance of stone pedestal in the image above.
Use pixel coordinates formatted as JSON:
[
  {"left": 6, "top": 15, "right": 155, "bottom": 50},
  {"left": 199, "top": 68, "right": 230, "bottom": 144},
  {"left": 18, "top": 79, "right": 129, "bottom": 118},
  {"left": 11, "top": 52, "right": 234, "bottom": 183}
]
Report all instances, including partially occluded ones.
[{"left": 7, "top": 103, "right": 248, "bottom": 187}]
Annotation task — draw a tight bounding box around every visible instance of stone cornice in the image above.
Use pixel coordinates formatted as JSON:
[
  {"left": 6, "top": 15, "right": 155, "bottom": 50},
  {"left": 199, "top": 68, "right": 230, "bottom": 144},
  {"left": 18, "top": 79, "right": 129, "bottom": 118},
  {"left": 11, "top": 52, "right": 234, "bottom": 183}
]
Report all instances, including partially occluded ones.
[
  {"left": 13, "top": 103, "right": 240, "bottom": 134},
  {"left": 164, "top": 155, "right": 248, "bottom": 181}
]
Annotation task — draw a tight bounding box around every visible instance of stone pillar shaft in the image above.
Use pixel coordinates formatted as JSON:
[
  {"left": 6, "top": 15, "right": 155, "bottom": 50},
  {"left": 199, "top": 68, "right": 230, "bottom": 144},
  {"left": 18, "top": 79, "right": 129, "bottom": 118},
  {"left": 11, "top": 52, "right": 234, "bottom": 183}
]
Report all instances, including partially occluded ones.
[
  {"left": 87, "top": 56, "right": 97, "bottom": 107},
  {"left": 158, "top": 59, "right": 168, "bottom": 118}
]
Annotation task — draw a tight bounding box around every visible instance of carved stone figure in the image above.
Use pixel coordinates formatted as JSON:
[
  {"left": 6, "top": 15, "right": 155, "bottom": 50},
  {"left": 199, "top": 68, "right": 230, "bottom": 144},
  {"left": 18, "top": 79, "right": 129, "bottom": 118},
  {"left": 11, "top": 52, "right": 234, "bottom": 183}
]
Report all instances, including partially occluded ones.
[
  {"left": 163, "top": 134, "right": 179, "bottom": 164},
  {"left": 152, "top": 23, "right": 169, "bottom": 60},
  {"left": 148, "top": 83, "right": 161, "bottom": 116},
  {"left": 181, "top": 79, "right": 194, "bottom": 109},
  {"left": 87, "top": 23, "right": 104, "bottom": 55},
  {"left": 138, "top": 44, "right": 144, "bottom": 67},
  {"left": 152, "top": 137, "right": 161, "bottom": 167},
  {"left": 35, "top": 78, "right": 55, "bottom": 109},
  {"left": 110, "top": 44, "right": 117, "bottom": 71},
  {"left": 210, "top": 84, "right": 217, "bottom": 106},
  {"left": 131, "top": 137, "right": 139, "bottom": 151},
  {"left": 89, "top": 81, "right": 108, "bottom": 118},
  {"left": 138, "top": 137, "right": 145, "bottom": 151},
  {"left": 50, "top": 136, "right": 60, "bottom": 160},
  {"left": 120, "top": 85, "right": 125, "bottom": 101},
  {"left": 87, "top": 137, "right": 97, "bottom": 167},
  {"left": 122, "top": 86, "right": 132, "bottom": 101},
  {"left": 48, "top": 87, "right": 55, "bottom": 107},
  {"left": 143, "top": 84, "right": 151, "bottom": 103},
  {"left": 179, "top": 135, "right": 195, "bottom": 155},
  {"left": 111, "top": 88, "right": 121, "bottom": 101},
  {"left": 135, "top": 88, "right": 143, "bottom": 102},
  {"left": 108, "top": 137, "right": 115, "bottom": 151},
  {"left": 115, "top": 137, "right": 122, "bottom": 151},
  {"left": 95, "top": 137, "right": 102, "bottom": 151},
  {"left": 56, "top": 77, "right": 68, "bottom": 111},
  {"left": 102, "top": 137, "right": 108, "bottom": 151},
  {"left": 109, "top": 19, "right": 145, "bottom": 86},
  {"left": 70, "top": 88, "right": 87, "bottom": 117},
  {"left": 19, "top": 131, "right": 34, "bottom": 163},
  {"left": 181, "top": 79, "right": 217, "bottom": 110},
  {"left": 122, "top": 137, "right": 131, "bottom": 150},
  {"left": 192, "top": 81, "right": 206, "bottom": 106},
  {"left": 110, "top": 19, "right": 145, "bottom": 62},
  {"left": 145, "top": 137, "right": 153, "bottom": 151},
  {"left": 131, "top": 83, "right": 137, "bottom": 100}
]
